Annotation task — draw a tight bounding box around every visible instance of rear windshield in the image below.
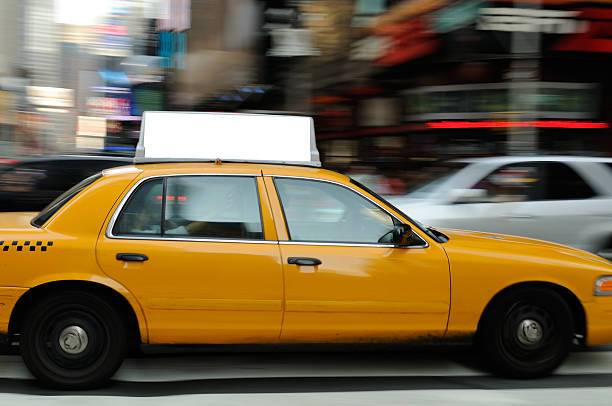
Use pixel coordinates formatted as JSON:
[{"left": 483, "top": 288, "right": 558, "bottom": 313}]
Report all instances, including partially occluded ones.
[{"left": 31, "top": 172, "right": 103, "bottom": 228}]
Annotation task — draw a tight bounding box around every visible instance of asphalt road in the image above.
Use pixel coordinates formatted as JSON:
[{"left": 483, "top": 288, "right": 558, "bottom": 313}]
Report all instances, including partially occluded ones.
[{"left": 1, "top": 345, "right": 612, "bottom": 405}]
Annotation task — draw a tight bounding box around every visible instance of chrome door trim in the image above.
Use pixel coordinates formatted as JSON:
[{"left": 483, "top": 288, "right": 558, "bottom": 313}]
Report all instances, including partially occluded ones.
[{"left": 105, "top": 173, "right": 271, "bottom": 244}]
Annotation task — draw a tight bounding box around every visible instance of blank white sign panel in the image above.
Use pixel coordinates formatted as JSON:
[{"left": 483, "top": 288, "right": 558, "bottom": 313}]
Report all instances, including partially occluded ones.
[{"left": 139, "top": 112, "right": 317, "bottom": 165}]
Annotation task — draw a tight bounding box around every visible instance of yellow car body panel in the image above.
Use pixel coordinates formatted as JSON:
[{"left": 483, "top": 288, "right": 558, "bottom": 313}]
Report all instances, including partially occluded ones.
[
  {"left": 439, "top": 229, "right": 612, "bottom": 345},
  {"left": 0, "top": 162, "right": 611, "bottom": 348},
  {"left": 0, "top": 166, "right": 149, "bottom": 343}
]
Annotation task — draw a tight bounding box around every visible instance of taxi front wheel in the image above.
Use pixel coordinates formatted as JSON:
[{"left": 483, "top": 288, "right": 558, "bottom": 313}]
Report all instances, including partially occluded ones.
[
  {"left": 480, "top": 287, "right": 573, "bottom": 378},
  {"left": 20, "top": 291, "right": 127, "bottom": 389}
]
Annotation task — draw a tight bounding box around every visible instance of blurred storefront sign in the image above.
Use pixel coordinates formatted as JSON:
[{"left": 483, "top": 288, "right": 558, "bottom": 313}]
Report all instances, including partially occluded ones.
[
  {"left": 0, "top": 91, "right": 16, "bottom": 125},
  {"left": 156, "top": 0, "right": 190, "bottom": 69},
  {"left": 375, "top": 17, "right": 440, "bottom": 65},
  {"left": 26, "top": 86, "right": 73, "bottom": 113},
  {"left": 403, "top": 82, "right": 597, "bottom": 121},
  {"left": 267, "top": 28, "right": 319, "bottom": 57},
  {"left": 91, "top": 18, "right": 132, "bottom": 57},
  {"left": 120, "top": 55, "right": 165, "bottom": 84},
  {"left": 350, "top": 36, "right": 389, "bottom": 61},
  {"left": 553, "top": 8, "right": 612, "bottom": 52},
  {"left": 87, "top": 97, "right": 131, "bottom": 116},
  {"left": 300, "top": 1, "right": 354, "bottom": 57},
  {"left": 358, "top": 98, "right": 401, "bottom": 127},
  {"left": 157, "top": 0, "right": 191, "bottom": 32},
  {"left": 158, "top": 31, "right": 187, "bottom": 69},
  {"left": 477, "top": 8, "right": 585, "bottom": 33},
  {"left": 374, "top": 0, "right": 448, "bottom": 31},
  {"left": 432, "top": 0, "right": 484, "bottom": 33},
  {"left": 76, "top": 116, "right": 106, "bottom": 150}
]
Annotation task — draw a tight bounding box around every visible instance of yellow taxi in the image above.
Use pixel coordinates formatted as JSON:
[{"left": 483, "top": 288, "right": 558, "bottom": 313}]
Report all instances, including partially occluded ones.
[{"left": 1, "top": 112, "right": 612, "bottom": 389}]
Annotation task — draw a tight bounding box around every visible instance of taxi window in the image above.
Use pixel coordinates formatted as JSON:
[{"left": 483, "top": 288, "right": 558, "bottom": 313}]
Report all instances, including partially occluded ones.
[
  {"left": 274, "top": 178, "right": 396, "bottom": 244},
  {"left": 113, "top": 179, "right": 164, "bottom": 236},
  {"left": 164, "top": 176, "right": 263, "bottom": 240}
]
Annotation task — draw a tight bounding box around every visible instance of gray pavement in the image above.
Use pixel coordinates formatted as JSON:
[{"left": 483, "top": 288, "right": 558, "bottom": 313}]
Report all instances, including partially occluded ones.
[{"left": 1, "top": 346, "right": 612, "bottom": 404}]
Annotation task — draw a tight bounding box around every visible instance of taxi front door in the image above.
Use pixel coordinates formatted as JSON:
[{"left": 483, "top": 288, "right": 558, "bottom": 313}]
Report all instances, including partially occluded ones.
[
  {"left": 96, "top": 174, "right": 283, "bottom": 344},
  {"left": 264, "top": 176, "right": 451, "bottom": 343}
]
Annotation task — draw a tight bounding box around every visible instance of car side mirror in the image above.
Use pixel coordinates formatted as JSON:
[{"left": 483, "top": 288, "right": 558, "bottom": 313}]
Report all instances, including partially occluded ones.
[
  {"left": 392, "top": 224, "right": 412, "bottom": 246},
  {"left": 450, "top": 188, "right": 488, "bottom": 204}
]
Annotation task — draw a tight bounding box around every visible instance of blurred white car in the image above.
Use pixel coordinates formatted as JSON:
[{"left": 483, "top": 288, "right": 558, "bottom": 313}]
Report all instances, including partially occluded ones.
[{"left": 389, "top": 156, "right": 612, "bottom": 259}]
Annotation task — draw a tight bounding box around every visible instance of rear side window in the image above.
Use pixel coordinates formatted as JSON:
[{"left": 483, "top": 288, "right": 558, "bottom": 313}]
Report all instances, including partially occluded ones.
[
  {"left": 541, "top": 162, "right": 595, "bottom": 200},
  {"left": 164, "top": 176, "right": 263, "bottom": 239},
  {"left": 470, "top": 164, "right": 542, "bottom": 202},
  {"left": 112, "top": 176, "right": 264, "bottom": 240},
  {"left": 31, "top": 172, "right": 103, "bottom": 227},
  {"left": 112, "top": 179, "right": 163, "bottom": 236}
]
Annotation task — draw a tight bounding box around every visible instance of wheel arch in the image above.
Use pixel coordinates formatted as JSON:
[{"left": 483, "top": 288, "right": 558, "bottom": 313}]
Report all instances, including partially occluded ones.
[
  {"left": 9, "top": 280, "right": 146, "bottom": 352},
  {"left": 476, "top": 281, "right": 586, "bottom": 344}
]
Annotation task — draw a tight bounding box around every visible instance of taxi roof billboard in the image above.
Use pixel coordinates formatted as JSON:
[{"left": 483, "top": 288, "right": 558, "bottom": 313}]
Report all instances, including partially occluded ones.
[{"left": 136, "top": 111, "right": 320, "bottom": 167}]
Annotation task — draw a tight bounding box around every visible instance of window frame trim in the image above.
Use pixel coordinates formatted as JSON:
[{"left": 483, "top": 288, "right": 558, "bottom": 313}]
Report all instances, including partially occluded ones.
[
  {"left": 270, "top": 175, "right": 429, "bottom": 249},
  {"left": 106, "top": 173, "right": 272, "bottom": 244}
]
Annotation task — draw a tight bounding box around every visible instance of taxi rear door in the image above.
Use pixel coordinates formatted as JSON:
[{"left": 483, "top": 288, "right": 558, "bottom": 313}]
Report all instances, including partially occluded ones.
[{"left": 96, "top": 172, "right": 283, "bottom": 344}]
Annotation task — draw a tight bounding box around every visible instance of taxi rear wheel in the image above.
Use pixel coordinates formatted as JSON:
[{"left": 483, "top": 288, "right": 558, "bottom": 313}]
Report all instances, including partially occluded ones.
[
  {"left": 20, "top": 291, "right": 127, "bottom": 389},
  {"left": 481, "top": 287, "right": 573, "bottom": 378}
]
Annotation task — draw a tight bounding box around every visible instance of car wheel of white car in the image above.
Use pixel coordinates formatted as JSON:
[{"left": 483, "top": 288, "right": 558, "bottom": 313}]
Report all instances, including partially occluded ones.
[
  {"left": 20, "top": 291, "right": 127, "bottom": 389},
  {"left": 481, "top": 287, "right": 573, "bottom": 378}
]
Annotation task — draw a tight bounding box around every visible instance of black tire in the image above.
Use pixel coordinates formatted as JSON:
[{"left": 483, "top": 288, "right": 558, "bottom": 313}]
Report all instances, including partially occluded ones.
[
  {"left": 480, "top": 287, "right": 573, "bottom": 378},
  {"left": 20, "top": 291, "right": 127, "bottom": 389}
]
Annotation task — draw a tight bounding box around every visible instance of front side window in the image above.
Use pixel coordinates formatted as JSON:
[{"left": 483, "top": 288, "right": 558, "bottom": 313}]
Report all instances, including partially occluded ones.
[
  {"left": 112, "top": 176, "right": 263, "bottom": 240},
  {"left": 274, "top": 178, "right": 397, "bottom": 244}
]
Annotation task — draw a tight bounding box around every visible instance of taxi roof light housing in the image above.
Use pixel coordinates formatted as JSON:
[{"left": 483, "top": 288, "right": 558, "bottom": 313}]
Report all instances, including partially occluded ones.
[{"left": 135, "top": 111, "right": 321, "bottom": 167}]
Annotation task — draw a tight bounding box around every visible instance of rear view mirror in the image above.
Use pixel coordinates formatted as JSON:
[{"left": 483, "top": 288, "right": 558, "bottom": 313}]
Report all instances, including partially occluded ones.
[
  {"left": 450, "top": 188, "right": 487, "bottom": 204},
  {"left": 392, "top": 224, "right": 413, "bottom": 246}
]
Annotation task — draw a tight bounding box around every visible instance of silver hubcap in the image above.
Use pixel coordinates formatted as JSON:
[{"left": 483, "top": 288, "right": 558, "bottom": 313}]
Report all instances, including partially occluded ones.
[
  {"left": 58, "top": 326, "right": 88, "bottom": 354},
  {"left": 517, "top": 319, "right": 543, "bottom": 345}
]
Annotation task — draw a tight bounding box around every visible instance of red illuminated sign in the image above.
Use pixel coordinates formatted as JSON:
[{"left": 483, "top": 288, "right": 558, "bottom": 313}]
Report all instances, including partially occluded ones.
[
  {"left": 427, "top": 120, "right": 609, "bottom": 129},
  {"left": 553, "top": 8, "right": 612, "bottom": 53}
]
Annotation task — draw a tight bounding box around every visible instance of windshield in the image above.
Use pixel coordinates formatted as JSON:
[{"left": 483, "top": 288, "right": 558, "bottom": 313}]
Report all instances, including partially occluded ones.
[
  {"left": 31, "top": 172, "right": 103, "bottom": 228},
  {"left": 350, "top": 178, "right": 445, "bottom": 243},
  {"left": 407, "top": 162, "right": 468, "bottom": 199}
]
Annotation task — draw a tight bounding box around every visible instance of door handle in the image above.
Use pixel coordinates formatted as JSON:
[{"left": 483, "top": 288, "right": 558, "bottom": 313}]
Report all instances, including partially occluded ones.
[
  {"left": 116, "top": 253, "right": 149, "bottom": 262},
  {"left": 288, "top": 257, "right": 322, "bottom": 266}
]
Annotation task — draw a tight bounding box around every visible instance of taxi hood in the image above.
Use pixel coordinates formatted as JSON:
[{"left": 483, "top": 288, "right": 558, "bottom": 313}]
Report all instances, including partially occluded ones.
[
  {"left": 0, "top": 212, "right": 39, "bottom": 231},
  {"left": 439, "top": 228, "right": 612, "bottom": 268}
]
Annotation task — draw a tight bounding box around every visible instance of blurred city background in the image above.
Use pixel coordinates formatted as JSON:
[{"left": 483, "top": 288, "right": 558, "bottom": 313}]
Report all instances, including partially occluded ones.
[{"left": 1, "top": 0, "right": 612, "bottom": 196}]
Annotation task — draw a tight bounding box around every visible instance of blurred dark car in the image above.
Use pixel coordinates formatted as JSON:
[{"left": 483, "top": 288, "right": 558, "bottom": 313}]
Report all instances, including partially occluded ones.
[{"left": 0, "top": 156, "right": 132, "bottom": 212}]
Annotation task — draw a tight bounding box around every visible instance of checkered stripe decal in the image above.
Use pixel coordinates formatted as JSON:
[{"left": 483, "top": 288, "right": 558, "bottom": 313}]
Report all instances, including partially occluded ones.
[{"left": 0, "top": 240, "right": 54, "bottom": 252}]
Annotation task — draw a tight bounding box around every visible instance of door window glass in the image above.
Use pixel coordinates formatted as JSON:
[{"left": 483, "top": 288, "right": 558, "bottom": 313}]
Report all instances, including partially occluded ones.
[
  {"left": 274, "top": 178, "right": 396, "bottom": 244},
  {"left": 164, "top": 176, "right": 263, "bottom": 239},
  {"left": 113, "top": 179, "right": 163, "bottom": 236},
  {"left": 471, "top": 164, "right": 542, "bottom": 203},
  {"left": 541, "top": 162, "right": 595, "bottom": 200}
]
